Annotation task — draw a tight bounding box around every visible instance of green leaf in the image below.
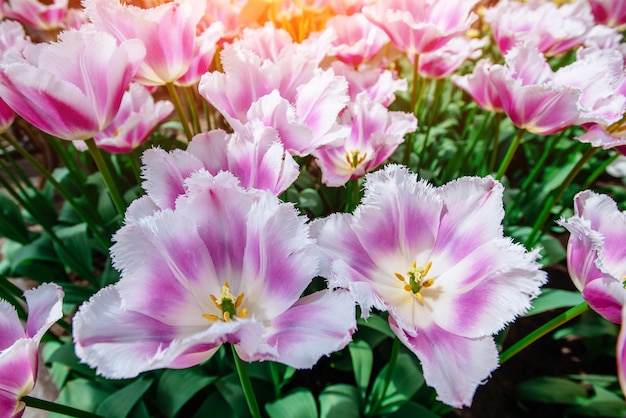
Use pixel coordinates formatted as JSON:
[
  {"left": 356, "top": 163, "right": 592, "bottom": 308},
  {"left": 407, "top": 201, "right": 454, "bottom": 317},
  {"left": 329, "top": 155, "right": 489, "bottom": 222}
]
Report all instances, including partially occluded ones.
[
  {"left": 554, "top": 315, "right": 619, "bottom": 339},
  {"left": 47, "top": 341, "right": 97, "bottom": 378},
  {"left": 266, "top": 388, "right": 318, "bottom": 418},
  {"left": 5, "top": 236, "right": 68, "bottom": 282},
  {"left": 319, "top": 384, "right": 360, "bottom": 418},
  {"left": 567, "top": 401, "right": 626, "bottom": 417},
  {"left": 298, "top": 188, "right": 324, "bottom": 216},
  {"left": 96, "top": 377, "right": 154, "bottom": 418},
  {"left": 516, "top": 376, "right": 590, "bottom": 405},
  {"left": 155, "top": 367, "right": 218, "bottom": 417},
  {"left": 193, "top": 391, "right": 236, "bottom": 418},
  {"left": 0, "top": 191, "right": 30, "bottom": 243},
  {"left": 348, "top": 340, "right": 373, "bottom": 399},
  {"left": 215, "top": 373, "right": 250, "bottom": 417},
  {"left": 537, "top": 233, "right": 566, "bottom": 267},
  {"left": 53, "top": 223, "right": 94, "bottom": 280},
  {"left": 357, "top": 315, "right": 394, "bottom": 339},
  {"left": 383, "top": 400, "right": 441, "bottom": 418},
  {"left": 50, "top": 379, "right": 115, "bottom": 418},
  {"left": 368, "top": 352, "right": 425, "bottom": 415},
  {"left": 525, "top": 289, "right": 584, "bottom": 316}
]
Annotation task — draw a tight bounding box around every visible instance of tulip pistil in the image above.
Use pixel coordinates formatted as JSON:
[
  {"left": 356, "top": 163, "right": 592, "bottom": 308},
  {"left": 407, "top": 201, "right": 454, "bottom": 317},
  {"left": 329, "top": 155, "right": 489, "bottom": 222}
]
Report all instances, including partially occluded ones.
[
  {"left": 203, "top": 281, "right": 248, "bottom": 322},
  {"left": 395, "top": 261, "right": 435, "bottom": 304}
]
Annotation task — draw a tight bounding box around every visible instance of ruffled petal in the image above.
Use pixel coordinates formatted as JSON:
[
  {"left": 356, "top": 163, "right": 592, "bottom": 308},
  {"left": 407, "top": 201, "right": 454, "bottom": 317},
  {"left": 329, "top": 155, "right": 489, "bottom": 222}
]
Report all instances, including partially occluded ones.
[
  {"left": 389, "top": 316, "right": 499, "bottom": 408},
  {"left": 239, "top": 290, "right": 356, "bottom": 368},
  {"left": 0, "top": 301, "right": 24, "bottom": 351}
]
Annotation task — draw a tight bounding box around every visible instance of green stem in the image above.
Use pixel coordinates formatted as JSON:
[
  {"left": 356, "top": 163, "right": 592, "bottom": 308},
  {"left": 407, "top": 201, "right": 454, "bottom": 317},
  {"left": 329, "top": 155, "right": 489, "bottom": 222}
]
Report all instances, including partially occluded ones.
[
  {"left": 499, "top": 302, "right": 589, "bottom": 364},
  {"left": 581, "top": 151, "right": 619, "bottom": 189},
  {"left": 2, "top": 133, "right": 110, "bottom": 250},
  {"left": 369, "top": 338, "right": 401, "bottom": 416},
  {"left": 404, "top": 53, "right": 420, "bottom": 166},
  {"left": 345, "top": 178, "right": 361, "bottom": 213},
  {"left": 165, "top": 82, "right": 194, "bottom": 142},
  {"left": 269, "top": 362, "right": 281, "bottom": 399},
  {"left": 22, "top": 396, "right": 104, "bottom": 418},
  {"left": 184, "top": 86, "right": 201, "bottom": 135},
  {"left": 495, "top": 128, "right": 525, "bottom": 180},
  {"left": 487, "top": 113, "right": 503, "bottom": 174},
  {"left": 84, "top": 139, "right": 126, "bottom": 217},
  {"left": 525, "top": 146, "right": 598, "bottom": 248},
  {"left": 231, "top": 345, "right": 262, "bottom": 418}
]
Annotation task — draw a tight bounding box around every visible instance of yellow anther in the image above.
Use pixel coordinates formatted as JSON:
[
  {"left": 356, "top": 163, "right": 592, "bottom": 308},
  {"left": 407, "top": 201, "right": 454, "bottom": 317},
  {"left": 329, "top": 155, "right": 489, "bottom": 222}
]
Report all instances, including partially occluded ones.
[
  {"left": 204, "top": 281, "right": 247, "bottom": 323},
  {"left": 415, "top": 292, "right": 423, "bottom": 304},
  {"left": 422, "top": 278, "right": 435, "bottom": 288},
  {"left": 423, "top": 261, "right": 432, "bottom": 277},
  {"left": 210, "top": 294, "right": 219, "bottom": 309},
  {"left": 202, "top": 313, "right": 219, "bottom": 322},
  {"left": 235, "top": 293, "right": 244, "bottom": 309},
  {"left": 397, "top": 260, "right": 437, "bottom": 302}
]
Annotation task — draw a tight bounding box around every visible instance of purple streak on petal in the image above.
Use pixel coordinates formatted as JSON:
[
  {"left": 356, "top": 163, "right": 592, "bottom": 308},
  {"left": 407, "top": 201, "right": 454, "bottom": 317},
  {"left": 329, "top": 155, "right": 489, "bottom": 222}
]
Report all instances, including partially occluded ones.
[
  {"left": 389, "top": 316, "right": 498, "bottom": 408},
  {"left": 0, "top": 302, "right": 23, "bottom": 351},
  {"left": 242, "top": 290, "right": 356, "bottom": 368},
  {"left": 433, "top": 176, "right": 504, "bottom": 264},
  {"left": 23, "top": 283, "right": 63, "bottom": 340}
]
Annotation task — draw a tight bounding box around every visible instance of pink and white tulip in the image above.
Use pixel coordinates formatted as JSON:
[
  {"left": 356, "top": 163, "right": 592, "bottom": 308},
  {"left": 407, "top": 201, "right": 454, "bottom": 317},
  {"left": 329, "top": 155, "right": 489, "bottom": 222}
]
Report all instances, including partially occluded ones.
[
  {"left": 331, "top": 62, "right": 407, "bottom": 107},
  {"left": 0, "top": 283, "right": 64, "bottom": 418},
  {"left": 452, "top": 59, "right": 504, "bottom": 113},
  {"left": 362, "top": 0, "right": 480, "bottom": 56},
  {"left": 314, "top": 93, "right": 417, "bottom": 186},
  {"left": 84, "top": 0, "right": 206, "bottom": 86},
  {"left": 140, "top": 121, "right": 299, "bottom": 200},
  {"left": 199, "top": 42, "right": 349, "bottom": 156},
  {"left": 487, "top": 43, "right": 625, "bottom": 135},
  {"left": 74, "top": 83, "right": 174, "bottom": 154},
  {"left": 418, "top": 36, "right": 487, "bottom": 79},
  {"left": 559, "top": 190, "right": 626, "bottom": 398},
  {"left": 313, "top": 165, "right": 546, "bottom": 407},
  {"left": 73, "top": 170, "right": 355, "bottom": 378},
  {"left": 0, "top": 27, "right": 145, "bottom": 141},
  {"left": 2, "top": 0, "right": 68, "bottom": 31},
  {"left": 559, "top": 191, "right": 626, "bottom": 324},
  {"left": 325, "top": 13, "right": 390, "bottom": 66},
  {"left": 588, "top": 0, "right": 626, "bottom": 28},
  {"left": 484, "top": 0, "right": 594, "bottom": 57}
]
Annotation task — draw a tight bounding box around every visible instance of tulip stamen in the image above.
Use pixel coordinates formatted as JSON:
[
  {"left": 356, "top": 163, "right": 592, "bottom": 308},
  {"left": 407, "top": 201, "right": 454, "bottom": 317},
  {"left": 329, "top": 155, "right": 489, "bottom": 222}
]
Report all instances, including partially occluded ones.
[
  {"left": 204, "top": 281, "right": 247, "bottom": 322},
  {"left": 395, "top": 261, "right": 436, "bottom": 304}
]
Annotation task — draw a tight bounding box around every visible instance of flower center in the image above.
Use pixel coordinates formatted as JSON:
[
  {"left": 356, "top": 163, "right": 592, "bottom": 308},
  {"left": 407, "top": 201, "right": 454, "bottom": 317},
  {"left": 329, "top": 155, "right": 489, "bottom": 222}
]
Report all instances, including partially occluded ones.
[
  {"left": 395, "top": 261, "right": 435, "bottom": 304},
  {"left": 203, "top": 281, "right": 248, "bottom": 322},
  {"left": 345, "top": 150, "right": 367, "bottom": 169}
]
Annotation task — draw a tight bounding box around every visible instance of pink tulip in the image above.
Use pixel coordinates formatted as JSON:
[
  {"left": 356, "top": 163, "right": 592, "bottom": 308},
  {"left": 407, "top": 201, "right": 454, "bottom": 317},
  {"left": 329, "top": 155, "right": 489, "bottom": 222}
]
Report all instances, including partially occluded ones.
[
  {"left": 0, "top": 283, "right": 64, "bottom": 418},
  {"left": 314, "top": 93, "right": 417, "bottom": 186},
  {"left": 75, "top": 83, "right": 174, "bottom": 154},
  {"left": 362, "top": 0, "right": 480, "bottom": 55},
  {"left": 326, "top": 13, "right": 390, "bottom": 66},
  {"left": 313, "top": 165, "right": 546, "bottom": 407},
  {"left": 418, "top": 36, "right": 487, "bottom": 79},
  {"left": 84, "top": 0, "right": 206, "bottom": 86},
  {"left": 139, "top": 120, "right": 299, "bottom": 200},
  {"left": 485, "top": 0, "right": 594, "bottom": 57},
  {"left": 73, "top": 170, "right": 355, "bottom": 378},
  {"left": 487, "top": 43, "right": 625, "bottom": 135},
  {"left": 588, "top": 0, "right": 626, "bottom": 28},
  {"left": 0, "top": 27, "right": 145, "bottom": 141},
  {"left": 452, "top": 59, "right": 504, "bottom": 113},
  {"left": 2, "top": 0, "right": 68, "bottom": 31},
  {"left": 560, "top": 191, "right": 626, "bottom": 398}
]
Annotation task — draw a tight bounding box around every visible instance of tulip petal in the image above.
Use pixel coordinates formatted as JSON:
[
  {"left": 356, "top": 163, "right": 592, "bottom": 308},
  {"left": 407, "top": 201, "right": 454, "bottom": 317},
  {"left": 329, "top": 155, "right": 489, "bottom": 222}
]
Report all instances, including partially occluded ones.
[{"left": 389, "top": 316, "right": 498, "bottom": 408}]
